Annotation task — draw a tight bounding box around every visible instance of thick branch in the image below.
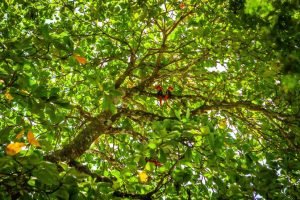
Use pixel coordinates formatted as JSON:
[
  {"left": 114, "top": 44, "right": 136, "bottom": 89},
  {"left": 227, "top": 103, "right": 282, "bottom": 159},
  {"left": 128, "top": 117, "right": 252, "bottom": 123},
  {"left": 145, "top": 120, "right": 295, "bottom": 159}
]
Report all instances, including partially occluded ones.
[
  {"left": 69, "top": 160, "right": 115, "bottom": 184},
  {"left": 115, "top": 52, "right": 136, "bottom": 89},
  {"left": 119, "top": 108, "right": 176, "bottom": 122},
  {"left": 45, "top": 112, "right": 111, "bottom": 162},
  {"left": 191, "top": 101, "right": 298, "bottom": 121}
]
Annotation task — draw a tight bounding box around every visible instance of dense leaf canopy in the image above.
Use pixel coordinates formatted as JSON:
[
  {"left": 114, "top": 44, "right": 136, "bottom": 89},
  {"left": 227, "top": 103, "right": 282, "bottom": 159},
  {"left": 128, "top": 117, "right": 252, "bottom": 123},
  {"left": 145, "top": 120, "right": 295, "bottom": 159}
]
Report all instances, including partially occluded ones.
[{"left": 0, "top": 0, "right": 300, "bottom": 199}]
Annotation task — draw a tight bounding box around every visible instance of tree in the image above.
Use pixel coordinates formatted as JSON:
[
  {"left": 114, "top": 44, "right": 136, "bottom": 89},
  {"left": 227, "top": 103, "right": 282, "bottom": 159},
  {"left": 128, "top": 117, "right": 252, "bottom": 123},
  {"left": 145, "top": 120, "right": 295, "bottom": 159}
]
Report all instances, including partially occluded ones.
[{"left": 0, "top": 0, "right": 299, "bottom": 199}]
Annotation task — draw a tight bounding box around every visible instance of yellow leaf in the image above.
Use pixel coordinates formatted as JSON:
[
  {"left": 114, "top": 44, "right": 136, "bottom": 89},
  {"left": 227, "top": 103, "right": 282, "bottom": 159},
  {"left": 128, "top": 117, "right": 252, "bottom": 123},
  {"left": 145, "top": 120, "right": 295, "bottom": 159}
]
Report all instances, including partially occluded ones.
[
  {"left": 219, "top": 119, "right": 227, "bottom": 129},
  {"left": 73, "top": 54, "right": 87, "bottom": 64},
  {"left": 6, "top": 142, "right": 26, "bottom": 156},
  {"left": 200, "top": 126, "right": 210, "bottom": 135},
  {"left": 16, "top": 130, "right": 24, "bottom": 139},
  {"left": 27, "top": 131, "right": 41, "bottom": 147},
  {"left": 20, "top": 89, "right": 30, "bottom": 95},
  {"left": 4, "top": 91, "right": 13, "bottom": 101},
  {"left": 126, "top": 80, "right": 135, "bottom": 88},
  {"left": 138, "top": 171, "right": 148, "bottom": 183}
]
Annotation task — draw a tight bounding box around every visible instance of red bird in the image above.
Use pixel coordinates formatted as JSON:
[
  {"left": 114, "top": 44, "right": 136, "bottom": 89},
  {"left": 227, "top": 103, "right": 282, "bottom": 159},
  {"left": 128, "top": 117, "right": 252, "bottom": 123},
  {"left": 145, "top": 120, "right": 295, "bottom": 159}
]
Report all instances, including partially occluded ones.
[
  {"left": 155, "top": 85, "right": 164, "bottom": 106},
  {"left": 164, "top": 86, "right": 174, "bottom": 101},
  {"left": 146, "top": 158, "right": 163, "bottom": 167}
]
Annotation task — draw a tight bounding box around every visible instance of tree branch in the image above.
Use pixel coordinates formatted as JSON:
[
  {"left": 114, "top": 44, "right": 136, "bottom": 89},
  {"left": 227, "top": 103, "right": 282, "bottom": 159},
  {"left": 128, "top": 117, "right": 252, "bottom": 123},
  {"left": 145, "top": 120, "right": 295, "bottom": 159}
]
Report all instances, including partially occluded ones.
[
  {"left": 45, "top": 112, "right": 111, "bottom": 162},
  {"left": 68, "top": 160, "right": 115, "bottom": 184},
  {"left": 119, "top": 108, "right": 176, "bottom": 122}
]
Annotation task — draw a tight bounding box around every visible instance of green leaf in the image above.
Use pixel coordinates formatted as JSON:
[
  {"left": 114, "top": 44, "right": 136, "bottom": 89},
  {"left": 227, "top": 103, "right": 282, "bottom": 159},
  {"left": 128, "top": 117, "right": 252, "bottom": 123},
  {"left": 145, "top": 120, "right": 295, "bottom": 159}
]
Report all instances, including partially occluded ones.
[
  {"left": 173, "top": 169, "right": 192, "bottom": 184},
  {"left": 32, "top": 162, "right": 59, "bottom": 185},
  {"left": 184, "top": 148, "right": 192, "bottom": 161},
  {"left": 1, "top": 1, "right": 299, "bottom": 198},
  {"left": 148, "top": 142, "right": 157, "bottom": 149},
  {"left": 200, "top": 126, "right": 210, "bottom": 135},
  {"left": 102, "top": 95, "right": 116, "bottom": 114},
  {"left": 145, "top": 162, "right": 155, "bottom": 172},
  {"left": 174, "top": 109, "right": 181, "bottom": 120},
  {"left": 111, "top": 170, "right": 121, "bottom": 180},
  {"left": 186, "top": 108, "right": 190, "bottom": 120},
  {"left": 52, "top": 187, "right": 69, "bottom": 200},
  {"left": 0, "top": 126, "right": 13, "bottom": 143},
  {"left": 159, "top": 148, "right": 167, "bottom": 163},
  {"left": 0, "top": 156, "right": 15, "bottom": 173}
]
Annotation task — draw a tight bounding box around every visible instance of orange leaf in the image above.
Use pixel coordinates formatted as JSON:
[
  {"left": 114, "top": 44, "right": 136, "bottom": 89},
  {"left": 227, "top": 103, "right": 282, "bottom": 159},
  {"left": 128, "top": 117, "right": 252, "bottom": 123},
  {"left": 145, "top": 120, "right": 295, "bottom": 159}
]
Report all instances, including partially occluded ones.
[
  {"left": 27, "top": 131, "right": 41, "bottom": 147},
  {"left": 6, "top": 142, "right": 26, "bottom": 156},
  {"left": 74, "top": 54, "right": 87, "bottom": 64},
  {"left": 16, "top": 130, "right": 24, "bottom": 139},
  {"left": 179, "top": 3, "right": 185, "bottom": 9}
]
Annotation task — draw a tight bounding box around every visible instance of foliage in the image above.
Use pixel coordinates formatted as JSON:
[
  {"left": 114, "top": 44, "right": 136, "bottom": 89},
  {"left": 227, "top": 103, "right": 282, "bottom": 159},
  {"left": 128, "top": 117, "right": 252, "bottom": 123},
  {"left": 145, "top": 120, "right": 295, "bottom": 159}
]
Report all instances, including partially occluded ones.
[{"left": 0, "top": 0, "right": 300, "bottom": 199}]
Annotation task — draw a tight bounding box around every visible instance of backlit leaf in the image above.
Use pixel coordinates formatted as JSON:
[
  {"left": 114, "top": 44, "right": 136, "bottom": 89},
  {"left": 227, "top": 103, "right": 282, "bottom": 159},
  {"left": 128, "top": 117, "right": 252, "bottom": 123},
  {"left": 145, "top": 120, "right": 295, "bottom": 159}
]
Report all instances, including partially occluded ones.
[
  {"left": 73, "top": 54, "right": 87, "bottom": 64},
  {"left": 6, "top": 142, "right": 26, "bottom": 156},
  {"left": 16, "top": 129, "right": 24, "bottom": 139},
  {"left": 4, "top": 91, "right": 13, "bottom": 101},
  {"left": 20, "top": 89, "right": 30, "bottom": 95},
  {"left": 27, "top": 131, "right": 41, "bottom": 147},
  {"left": 219, "top": 119, "right": 227, "bottom": 129},
  {"left": 0, "top": 0, "right": 299, "bottom": 198},
  {"left": 180, "top": 3, "right": 185, "bottom": 9},
  {"left": 200, "top": 126, "right": 210, "bottom": 135},
  {"left": 138, "top": 171, "right": 148, "bottom": 183}
]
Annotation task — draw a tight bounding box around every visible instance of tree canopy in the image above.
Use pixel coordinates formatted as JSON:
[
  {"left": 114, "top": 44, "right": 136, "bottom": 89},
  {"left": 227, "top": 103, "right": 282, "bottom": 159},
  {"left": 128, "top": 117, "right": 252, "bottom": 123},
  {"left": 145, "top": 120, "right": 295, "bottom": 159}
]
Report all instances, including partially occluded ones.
[{"left": 0, "top": 0, "right": 300, "bottom": 199}]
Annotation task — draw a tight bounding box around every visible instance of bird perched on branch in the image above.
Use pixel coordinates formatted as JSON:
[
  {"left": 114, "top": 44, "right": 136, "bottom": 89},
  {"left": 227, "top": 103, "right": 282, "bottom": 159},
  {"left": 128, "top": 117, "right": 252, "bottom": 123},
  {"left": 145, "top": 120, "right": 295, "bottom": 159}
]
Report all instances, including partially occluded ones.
[
  {"left": 145, "top": 157, "right": 163, "bottom": 167},
  {"left": 155, "top": 85, "right": 164, "bottom": 106},
  {"left": 164, "top": 86, "right": 174, "bottom": 102},
  {"left": 155, "top": 85, "right": 174, "bottom": 106}
]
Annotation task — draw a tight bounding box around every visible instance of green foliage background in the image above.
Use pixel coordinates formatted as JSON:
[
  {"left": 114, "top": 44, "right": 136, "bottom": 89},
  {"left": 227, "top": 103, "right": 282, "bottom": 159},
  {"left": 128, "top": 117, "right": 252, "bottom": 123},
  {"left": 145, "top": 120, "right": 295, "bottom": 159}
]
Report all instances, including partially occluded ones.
[{"left": 0, "top": 0, "right": 299, "bottom": 199}]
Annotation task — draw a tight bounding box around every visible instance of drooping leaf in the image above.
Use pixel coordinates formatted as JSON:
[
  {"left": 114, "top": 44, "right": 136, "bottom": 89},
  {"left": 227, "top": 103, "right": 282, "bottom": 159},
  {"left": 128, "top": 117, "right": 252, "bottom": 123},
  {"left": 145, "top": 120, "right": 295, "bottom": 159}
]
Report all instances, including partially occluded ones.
[
  {"left": 15, "top": 129, "right": 24, "bottom": 139},
  {"left": 27, "top": 131, "right": 41, "bottom": 147},
  {"left": 73, "top": 54, "right": 87, "bottom": 64},
  {"left": 6, "top": 142, "right": 26, "bottom": 156}
]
